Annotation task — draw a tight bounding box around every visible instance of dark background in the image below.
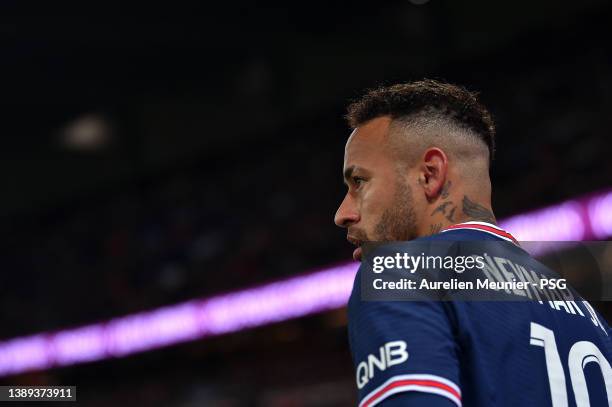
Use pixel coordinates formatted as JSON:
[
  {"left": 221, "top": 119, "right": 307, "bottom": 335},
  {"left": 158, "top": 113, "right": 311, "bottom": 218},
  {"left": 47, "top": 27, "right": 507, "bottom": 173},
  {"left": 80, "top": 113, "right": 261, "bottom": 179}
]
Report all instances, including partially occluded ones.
[{"left": 1, "top": 1, "right": 611, "bottom": 405}]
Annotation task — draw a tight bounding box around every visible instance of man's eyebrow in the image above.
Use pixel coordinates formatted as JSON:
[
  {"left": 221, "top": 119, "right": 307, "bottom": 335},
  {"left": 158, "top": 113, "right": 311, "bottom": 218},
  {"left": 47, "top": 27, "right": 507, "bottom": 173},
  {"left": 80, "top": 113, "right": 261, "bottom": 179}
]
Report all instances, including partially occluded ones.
[
  {"left": 343, "top": 165, "right": 365, "bottom": 185},
  {"left": 343, "top": 166, "right": 355, "bottom": 182}
]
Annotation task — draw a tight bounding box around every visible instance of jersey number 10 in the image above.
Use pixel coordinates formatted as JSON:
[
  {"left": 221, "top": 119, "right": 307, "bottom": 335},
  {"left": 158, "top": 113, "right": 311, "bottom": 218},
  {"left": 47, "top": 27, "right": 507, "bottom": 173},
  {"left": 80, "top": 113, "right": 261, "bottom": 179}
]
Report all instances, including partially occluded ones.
[{"left": 530, "top": 322, "right": 612, "bottom": 406}]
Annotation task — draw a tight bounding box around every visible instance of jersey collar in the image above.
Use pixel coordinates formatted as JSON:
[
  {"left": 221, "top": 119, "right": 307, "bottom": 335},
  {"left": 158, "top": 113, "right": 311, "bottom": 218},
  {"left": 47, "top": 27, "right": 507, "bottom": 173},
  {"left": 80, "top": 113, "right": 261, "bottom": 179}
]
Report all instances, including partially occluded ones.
[{"left": 440, "top": 221, "right": 519, "bottom": 245}]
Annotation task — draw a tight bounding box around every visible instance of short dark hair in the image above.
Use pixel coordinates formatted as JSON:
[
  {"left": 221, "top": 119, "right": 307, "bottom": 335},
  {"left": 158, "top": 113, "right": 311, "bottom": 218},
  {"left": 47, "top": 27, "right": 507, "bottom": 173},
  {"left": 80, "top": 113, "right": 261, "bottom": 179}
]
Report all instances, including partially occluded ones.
[{"left": 345, "top": 79, "right": 496, "bottom": 162}]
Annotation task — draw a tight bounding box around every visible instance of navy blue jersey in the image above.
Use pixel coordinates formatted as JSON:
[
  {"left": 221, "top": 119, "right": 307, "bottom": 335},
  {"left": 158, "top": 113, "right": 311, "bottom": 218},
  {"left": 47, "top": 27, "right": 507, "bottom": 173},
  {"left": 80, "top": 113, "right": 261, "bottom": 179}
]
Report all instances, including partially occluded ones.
[{"left": 348, "top": 222, "right": 612, "bottom": 407}]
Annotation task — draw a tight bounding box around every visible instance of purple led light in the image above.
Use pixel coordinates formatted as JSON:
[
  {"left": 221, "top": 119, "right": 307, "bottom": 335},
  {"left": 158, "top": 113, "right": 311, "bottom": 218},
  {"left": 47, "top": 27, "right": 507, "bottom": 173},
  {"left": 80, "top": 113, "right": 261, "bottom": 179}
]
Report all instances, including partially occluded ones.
[
  {"left": 0, "top": 335, "right": 50, "bottom": 376},
  {"left": 53, "top": 325, "right": 106, "bottom": 366},
  {"left": 588, "top": 190, "right": 612, "bottom": 239},
  {"left": 199, "top": 262, "right": 356, "bottom": 335},
  {"left": 104, "top": 302, "right": 203, "bottom": 357},
  {"left": 500, "top": 201, "right": 586, "bottom": 241},
  {"left": 0, "top": 189, "right": 610, "bottom": 377}
]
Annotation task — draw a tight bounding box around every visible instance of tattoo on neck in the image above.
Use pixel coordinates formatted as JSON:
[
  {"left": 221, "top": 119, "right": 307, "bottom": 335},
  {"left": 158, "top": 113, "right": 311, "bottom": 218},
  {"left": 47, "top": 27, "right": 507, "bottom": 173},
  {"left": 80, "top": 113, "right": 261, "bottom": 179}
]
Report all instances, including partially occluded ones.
[
  {"left": 447, "top": 206, "right": 456, "bottom": 222},
  {"left": 462, "top": 196, "right": 496, "bottom": 224},
  {"left": 430, "top": 201, "right": 457, "bottom": 222},
  {"left": 431, "top": 201, "right": 452, "bottom": 216},
  {"left": 429, "top": 223, "right": 442, "bottom": 235}
]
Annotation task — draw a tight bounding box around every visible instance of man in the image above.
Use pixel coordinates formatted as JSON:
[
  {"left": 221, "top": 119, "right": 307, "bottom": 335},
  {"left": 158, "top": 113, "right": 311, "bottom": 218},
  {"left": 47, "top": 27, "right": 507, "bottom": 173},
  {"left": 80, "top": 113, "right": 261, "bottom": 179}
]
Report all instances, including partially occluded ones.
[{"left": 334, "top": 80, "right": 612, "bottom": 406}]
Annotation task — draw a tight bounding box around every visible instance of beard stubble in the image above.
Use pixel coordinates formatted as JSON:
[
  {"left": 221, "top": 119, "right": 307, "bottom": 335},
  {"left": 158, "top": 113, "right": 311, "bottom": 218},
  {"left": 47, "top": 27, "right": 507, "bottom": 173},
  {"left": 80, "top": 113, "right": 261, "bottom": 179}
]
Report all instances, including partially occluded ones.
[{"left": 373, "top": 179, "right": 418, "bottom": 242}]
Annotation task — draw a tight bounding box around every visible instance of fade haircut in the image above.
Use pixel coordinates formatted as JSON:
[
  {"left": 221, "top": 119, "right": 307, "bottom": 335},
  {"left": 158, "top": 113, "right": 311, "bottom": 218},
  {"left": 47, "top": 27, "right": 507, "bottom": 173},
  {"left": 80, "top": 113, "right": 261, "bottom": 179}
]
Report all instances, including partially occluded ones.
[{"left": 345, "top": 79, "right": 496, "bottom": 164}]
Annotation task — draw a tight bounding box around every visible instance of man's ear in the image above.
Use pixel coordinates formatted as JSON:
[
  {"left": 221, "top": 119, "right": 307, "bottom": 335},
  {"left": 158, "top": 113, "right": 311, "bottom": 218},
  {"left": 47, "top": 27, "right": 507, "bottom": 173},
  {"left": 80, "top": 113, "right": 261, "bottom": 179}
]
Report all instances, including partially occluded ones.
[{"left": 418, "top": 147, "right": 448, "bottom": 201}]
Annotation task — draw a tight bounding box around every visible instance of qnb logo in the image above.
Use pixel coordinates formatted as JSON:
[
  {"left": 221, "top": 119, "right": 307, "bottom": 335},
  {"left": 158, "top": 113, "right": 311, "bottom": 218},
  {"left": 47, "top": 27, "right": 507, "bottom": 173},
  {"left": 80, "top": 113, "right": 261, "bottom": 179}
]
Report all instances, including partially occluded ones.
[{"left": 356, "top": 340, "right": 409, "bottom": 389}]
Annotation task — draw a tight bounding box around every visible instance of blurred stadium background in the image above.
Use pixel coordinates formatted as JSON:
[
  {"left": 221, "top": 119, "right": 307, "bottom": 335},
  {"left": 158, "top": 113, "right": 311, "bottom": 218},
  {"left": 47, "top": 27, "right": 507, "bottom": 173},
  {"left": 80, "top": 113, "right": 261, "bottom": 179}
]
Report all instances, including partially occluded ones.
[{"left": 1, "top": 0, "right": 611, "bottom": 405}]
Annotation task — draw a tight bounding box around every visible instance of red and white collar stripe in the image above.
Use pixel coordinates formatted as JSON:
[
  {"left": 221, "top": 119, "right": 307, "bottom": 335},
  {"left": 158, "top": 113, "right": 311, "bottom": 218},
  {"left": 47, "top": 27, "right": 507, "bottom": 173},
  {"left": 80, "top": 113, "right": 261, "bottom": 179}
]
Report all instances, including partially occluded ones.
[
  {"left": 441, "top": 221, "right": 519, "bottom": 245},
  {"left": 359, "top": 374, "right": 461, "bottom": 407}
]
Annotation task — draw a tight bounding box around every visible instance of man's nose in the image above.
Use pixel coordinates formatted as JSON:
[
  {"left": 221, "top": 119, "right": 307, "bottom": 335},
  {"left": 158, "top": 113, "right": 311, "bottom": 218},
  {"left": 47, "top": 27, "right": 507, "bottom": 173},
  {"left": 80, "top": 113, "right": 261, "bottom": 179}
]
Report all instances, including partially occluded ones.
[{"left": 334, "top": 194, "right": 360, "bottom": 228}]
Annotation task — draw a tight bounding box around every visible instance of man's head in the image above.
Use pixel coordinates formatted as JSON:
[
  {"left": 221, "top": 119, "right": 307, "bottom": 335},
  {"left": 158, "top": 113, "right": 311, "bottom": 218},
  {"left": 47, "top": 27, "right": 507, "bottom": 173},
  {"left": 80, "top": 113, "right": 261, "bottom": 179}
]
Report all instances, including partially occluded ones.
[{"left": 334, "top": 79, "right": 497, "bottom": 260}]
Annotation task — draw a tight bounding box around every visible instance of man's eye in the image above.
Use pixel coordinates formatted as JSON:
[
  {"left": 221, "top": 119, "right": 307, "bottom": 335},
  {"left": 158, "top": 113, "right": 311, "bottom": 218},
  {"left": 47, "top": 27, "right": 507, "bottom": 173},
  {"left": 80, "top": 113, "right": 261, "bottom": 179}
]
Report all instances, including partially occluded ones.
[{"left": 353, "top": 177, "right": 365, "bottom": 187}]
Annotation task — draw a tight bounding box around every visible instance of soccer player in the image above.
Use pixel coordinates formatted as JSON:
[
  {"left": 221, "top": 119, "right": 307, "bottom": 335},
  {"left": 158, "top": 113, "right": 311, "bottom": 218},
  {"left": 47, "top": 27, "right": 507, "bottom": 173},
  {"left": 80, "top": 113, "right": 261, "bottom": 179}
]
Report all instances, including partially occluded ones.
[{"left": 334, "top": 80, "right": 612, "bottom": 406}]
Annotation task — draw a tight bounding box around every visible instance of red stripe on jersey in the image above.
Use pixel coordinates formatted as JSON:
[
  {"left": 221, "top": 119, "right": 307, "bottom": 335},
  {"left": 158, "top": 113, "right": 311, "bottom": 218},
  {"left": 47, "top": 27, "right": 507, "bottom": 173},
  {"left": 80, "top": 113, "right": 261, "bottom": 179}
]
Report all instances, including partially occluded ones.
[
  {"left": 361, "top": 379, "right": 461, "bottom": 407},
  {"left": 442, "top": 223, "right": 519, "bottom": 244}
]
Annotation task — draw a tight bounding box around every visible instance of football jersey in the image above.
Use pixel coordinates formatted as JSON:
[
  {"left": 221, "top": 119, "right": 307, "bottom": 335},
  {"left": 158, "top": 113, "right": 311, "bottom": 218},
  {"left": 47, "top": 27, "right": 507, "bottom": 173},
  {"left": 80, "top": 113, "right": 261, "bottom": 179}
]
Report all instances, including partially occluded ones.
[{"left": 348, "top": 221, "right": 612, "bottom": 407}]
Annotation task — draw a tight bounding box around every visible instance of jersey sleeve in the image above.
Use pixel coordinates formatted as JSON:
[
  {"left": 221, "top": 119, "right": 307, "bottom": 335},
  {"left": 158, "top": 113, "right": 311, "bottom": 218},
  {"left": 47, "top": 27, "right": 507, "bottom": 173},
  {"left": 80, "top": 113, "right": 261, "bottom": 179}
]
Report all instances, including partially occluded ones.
[{"left": 350, "top": 299, "right": 462, "bottom": 407}]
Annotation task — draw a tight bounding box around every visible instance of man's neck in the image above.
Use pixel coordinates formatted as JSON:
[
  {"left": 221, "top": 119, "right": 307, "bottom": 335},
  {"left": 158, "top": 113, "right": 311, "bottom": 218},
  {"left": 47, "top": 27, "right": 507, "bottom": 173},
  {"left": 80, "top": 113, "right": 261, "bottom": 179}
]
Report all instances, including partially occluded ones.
[{"left": 421, "top": 194, "right": 496, "bottom": 237}]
